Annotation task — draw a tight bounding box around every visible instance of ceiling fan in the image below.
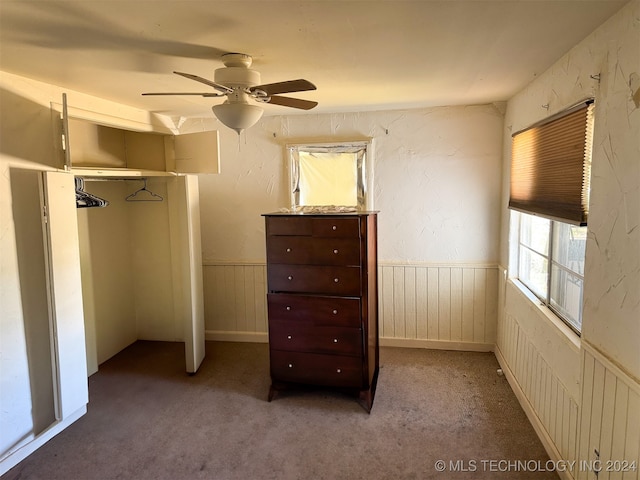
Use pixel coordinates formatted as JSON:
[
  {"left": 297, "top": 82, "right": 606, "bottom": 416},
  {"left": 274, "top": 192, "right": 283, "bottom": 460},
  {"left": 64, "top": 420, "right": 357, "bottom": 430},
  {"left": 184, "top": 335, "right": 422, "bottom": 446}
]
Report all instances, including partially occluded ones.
[{"left": 143, "top": 53, "right": 318, "bottom": 134}]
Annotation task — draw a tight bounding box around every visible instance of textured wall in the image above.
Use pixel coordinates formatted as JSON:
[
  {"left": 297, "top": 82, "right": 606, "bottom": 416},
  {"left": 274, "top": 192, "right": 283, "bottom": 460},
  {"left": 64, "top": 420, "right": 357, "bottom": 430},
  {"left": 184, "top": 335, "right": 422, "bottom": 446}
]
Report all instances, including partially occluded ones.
[
  {"left": 497, "top": 0, "right": 639, "bottom": 474},
  {"left": 580, "top": 2, "right": 640, "bottom": 379},
  {"left": 182, "top": 105, "right": 504, "bottom": 345},
  {"left": 185, "top": 104, "right": 504, "bottom": 265}
]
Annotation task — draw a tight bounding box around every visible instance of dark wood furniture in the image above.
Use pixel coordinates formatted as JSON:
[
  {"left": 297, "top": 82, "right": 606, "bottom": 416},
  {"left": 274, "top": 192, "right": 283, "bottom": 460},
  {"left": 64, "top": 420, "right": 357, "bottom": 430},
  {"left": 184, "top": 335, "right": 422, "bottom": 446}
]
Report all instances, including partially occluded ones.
[{"left": 263, "top": 212, "right": 379, "bottom": 412}]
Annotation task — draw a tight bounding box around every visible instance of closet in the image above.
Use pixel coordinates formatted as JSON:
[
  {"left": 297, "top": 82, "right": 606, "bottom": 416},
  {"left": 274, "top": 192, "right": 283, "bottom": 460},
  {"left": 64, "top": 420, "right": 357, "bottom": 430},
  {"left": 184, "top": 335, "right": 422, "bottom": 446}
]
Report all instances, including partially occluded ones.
[{"left": 53, "top": 97, "right": 218, "bottom": 375}]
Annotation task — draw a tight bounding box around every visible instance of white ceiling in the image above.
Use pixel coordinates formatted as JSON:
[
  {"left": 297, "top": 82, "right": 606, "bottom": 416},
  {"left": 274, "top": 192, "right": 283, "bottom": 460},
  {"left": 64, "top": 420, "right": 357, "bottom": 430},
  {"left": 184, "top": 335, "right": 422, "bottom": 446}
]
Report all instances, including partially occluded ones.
[{"left": 0, "top": 1, "right": 627, "bottom": 119}]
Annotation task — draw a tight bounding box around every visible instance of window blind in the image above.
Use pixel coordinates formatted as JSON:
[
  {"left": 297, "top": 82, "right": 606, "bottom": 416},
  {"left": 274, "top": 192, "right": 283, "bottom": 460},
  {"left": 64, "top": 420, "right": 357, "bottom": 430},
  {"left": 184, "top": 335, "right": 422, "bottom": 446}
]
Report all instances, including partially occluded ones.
[{"left": 509, "top": 101, "right": 594, "bottom": 226}]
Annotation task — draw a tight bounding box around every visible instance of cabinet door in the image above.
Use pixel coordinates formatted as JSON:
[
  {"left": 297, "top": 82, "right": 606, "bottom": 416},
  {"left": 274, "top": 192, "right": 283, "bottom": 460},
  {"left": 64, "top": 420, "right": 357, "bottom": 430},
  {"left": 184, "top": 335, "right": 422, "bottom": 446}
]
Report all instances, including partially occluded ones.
[
  {"left": 169, "top": 175, "right": 206, "bottom": 373},
  {"left": 168, "top": 131, "right": 220, "bottom": 174},
  {"left": 42, "top": 171, "right": 89, "bottom": 418}
]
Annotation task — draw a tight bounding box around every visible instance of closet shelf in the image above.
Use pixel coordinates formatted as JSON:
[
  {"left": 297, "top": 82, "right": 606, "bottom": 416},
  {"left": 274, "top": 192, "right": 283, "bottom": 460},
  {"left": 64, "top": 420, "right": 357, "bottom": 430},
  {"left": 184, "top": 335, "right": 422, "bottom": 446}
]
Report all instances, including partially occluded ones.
[{"left": 69, "top": 167, "right": 177, "bottom": 178}]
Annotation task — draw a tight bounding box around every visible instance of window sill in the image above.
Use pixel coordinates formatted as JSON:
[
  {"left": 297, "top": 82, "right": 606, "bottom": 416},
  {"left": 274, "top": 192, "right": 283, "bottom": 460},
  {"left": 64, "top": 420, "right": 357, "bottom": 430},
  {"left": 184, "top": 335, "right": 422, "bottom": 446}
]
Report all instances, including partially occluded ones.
[{"left": 508, "top": 278, "right": 581, "bottom": 352}]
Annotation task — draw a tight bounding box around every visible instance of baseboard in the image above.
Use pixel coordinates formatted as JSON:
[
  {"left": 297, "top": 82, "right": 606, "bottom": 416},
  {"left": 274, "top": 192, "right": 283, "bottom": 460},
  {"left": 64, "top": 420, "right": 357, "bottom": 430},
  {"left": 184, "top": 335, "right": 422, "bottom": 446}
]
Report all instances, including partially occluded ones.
[
  {"left": 494, "top": 346, "right": 574, "bottom": 480},
  {"left": 380, "top": 337, "right": 494, "bottom": 352},
  {"left": 205, "top": 330, "right": 269, "bottom": 343},
  {"left": 0, "top": 406, "right": 87, "bottom": 476}
]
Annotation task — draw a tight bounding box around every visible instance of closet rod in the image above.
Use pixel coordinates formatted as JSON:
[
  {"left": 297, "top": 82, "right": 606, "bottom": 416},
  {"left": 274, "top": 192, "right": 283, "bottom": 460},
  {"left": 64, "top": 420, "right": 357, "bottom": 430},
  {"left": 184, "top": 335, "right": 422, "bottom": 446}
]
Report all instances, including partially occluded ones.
[{"left": 79, "top": 178, "right": 147, "bottom": 182}]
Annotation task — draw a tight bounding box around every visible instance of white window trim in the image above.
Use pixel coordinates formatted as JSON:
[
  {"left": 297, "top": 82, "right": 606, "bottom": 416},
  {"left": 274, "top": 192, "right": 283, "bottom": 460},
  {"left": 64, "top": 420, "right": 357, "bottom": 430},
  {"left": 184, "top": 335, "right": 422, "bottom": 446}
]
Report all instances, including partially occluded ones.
[{"left": 510, "top": 211, "right": 585, "bottom": 337}]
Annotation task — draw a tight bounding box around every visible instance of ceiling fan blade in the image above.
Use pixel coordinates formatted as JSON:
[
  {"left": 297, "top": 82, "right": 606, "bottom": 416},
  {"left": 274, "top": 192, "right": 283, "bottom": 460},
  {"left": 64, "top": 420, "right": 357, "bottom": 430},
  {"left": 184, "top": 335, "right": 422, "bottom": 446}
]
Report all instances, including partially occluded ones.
[
  {"left": 173, "top": 71, "right": 233, "bottom": 94},
  {"left": 251, "top": 79, "right": 316, "bottom": 96},
  {"left": 267, "top": 95, "right": 318, "bottom": 110},
  {"left": 142, "top": 92, "right": 224, "bottom": 97}
]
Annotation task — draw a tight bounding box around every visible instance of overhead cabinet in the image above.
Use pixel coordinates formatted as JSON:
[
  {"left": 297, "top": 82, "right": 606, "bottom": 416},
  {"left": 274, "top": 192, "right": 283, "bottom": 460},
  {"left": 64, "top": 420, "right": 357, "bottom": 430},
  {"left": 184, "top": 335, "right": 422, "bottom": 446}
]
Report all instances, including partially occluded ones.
[{"left": 65, "top": 117, "right": 220, "bottom": 174}]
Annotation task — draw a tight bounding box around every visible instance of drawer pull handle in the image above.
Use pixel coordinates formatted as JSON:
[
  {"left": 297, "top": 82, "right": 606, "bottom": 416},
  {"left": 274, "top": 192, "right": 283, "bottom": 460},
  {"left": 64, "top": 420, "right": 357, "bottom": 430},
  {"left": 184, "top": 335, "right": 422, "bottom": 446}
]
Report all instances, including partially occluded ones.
[
  {"left": 334, "top": 278, "right": 339, "bottom": 283},
  {"left": 288, "top": 363, "right": 293, "bottom": 368},
  {"left": 332, "top": 225, "right": 337, "bottom": 230},
  {"left": 288, "top": 275, "right": 293, "bottom": 280},
  {"left": 336, "top": 368, "right": 342, "bottom": 373},
  {"left": 286, "top": 248, "right": 292, "bottom": 252},
  {"left": 333, "top": 338, "right": 338, "bottom": 343},
  {"left": 286, "top": 306, "right": 291, "bottom": 311},
  {"left": 287, "top": 335, "right": 292, "bottom": 340},
  {"left": 332, "top": 309, "right": 338, "bottom": 315},
  {"left": 333, "top": 249, "right": 339, "bottom": 254}
]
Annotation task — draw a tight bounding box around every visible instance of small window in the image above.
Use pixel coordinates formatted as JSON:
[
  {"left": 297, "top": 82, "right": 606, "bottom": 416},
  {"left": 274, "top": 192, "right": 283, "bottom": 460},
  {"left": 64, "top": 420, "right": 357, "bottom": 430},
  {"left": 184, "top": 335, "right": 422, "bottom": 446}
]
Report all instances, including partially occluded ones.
[{"left": 287, "top": 140, "right": 373, "bottom": 211}]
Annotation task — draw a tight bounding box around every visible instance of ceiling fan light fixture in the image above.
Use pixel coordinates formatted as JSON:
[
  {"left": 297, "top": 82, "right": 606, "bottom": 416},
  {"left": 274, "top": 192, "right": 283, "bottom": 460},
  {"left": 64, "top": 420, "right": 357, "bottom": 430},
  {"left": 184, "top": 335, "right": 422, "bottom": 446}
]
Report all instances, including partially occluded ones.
[
  {"left": 212, "top": 102, "right": 264, "bottom": 135},
  {"left": 143, "top": 54, "right": 317, "bottom": 130}
]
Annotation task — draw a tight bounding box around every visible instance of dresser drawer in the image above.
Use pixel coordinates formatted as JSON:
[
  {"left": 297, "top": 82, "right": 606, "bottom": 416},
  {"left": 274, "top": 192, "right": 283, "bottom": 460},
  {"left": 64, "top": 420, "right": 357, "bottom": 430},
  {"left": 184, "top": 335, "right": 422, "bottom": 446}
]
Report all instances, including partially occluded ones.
[
  {"left": 266, "top": 236, "right": 360, "bottom": 266},
  {"left": 268, "top": 265, "right": 361, "bottom": 295},
  {"left": 267, "top": 293, "right": 361, "bottom": 327},
  {"left": 270, "top": 350, "right": 363, "bottom": 388},
  {"left": 311, "top": 217, "right": 360, "bottom": 238},
  {"left": 269, "top": 320, "right": 362, "bottom": 356},
  {"left": 266, "top": 216, "right": 312, "bottom": 236}
]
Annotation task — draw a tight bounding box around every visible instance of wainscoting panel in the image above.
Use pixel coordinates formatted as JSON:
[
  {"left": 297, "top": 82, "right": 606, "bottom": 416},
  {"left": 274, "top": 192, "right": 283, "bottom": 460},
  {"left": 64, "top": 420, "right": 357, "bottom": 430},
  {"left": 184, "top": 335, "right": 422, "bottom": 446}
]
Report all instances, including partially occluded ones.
[
  {"left": 576, "top": 344, "right": 640, "bottom": 480},
  {"left": 203, "top": 264, "right": 268, "bottom": 340},
  {"left": 497, "top": 311, "right": 580, "bottom": 471},
  {"left": 203, "top": 263, "right": 498, "bottom": 350},
  {"left": 378, "top": 264, "right": 498, "bottom": 348}
]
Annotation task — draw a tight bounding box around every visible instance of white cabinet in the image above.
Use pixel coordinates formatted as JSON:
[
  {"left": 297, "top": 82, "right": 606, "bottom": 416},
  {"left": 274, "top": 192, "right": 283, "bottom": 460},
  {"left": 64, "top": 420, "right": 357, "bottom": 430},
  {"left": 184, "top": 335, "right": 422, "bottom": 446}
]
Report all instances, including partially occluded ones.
[
  {"left": 51, "top": 94, "right": 220, "bottom": 175},
  {"left": 75, "top": 175, "right": 206, "bottom": 375},
  {"left": 66, "top": 117, "right": 220, "bottom": 175}
]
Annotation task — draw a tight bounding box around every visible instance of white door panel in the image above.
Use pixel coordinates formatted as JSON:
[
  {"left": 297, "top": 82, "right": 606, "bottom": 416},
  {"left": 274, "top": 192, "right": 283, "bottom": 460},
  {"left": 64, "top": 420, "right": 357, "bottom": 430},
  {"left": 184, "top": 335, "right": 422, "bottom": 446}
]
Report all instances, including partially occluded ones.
[{"left": 42, "top": 171, "right": 88, "bottom": 417}]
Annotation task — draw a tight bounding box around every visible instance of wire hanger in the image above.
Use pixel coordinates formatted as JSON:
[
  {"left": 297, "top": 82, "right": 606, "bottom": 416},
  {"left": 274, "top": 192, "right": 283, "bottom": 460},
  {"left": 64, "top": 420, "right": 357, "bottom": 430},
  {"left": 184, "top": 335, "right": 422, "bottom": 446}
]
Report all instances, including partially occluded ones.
[
  {"left": 125, "top": 178, "right": 163, "bottom": 202},
  {"left": 75, "top": 177, "right": 109, "bottom": 208}
]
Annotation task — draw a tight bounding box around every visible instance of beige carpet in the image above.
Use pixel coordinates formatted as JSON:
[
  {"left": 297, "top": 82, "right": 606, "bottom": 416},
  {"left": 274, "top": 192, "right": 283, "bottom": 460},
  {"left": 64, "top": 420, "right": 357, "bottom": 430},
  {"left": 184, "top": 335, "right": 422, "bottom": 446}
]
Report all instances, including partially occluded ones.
[{"left": 3, "top": 341, "right": 558, "bottom": 480}]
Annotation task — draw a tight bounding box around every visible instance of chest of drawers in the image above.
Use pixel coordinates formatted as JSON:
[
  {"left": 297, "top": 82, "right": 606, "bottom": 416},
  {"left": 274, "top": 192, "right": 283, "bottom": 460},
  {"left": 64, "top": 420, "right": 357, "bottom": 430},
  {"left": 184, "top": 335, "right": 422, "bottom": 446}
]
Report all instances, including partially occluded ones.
[{"left": 263, "top": 212, "right": 379, "bottom": 412}]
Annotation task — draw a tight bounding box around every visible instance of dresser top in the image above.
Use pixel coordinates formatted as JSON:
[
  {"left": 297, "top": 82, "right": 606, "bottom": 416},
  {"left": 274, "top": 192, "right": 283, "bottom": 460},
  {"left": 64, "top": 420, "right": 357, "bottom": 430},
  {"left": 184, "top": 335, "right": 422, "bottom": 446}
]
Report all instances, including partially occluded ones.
[{"left": 263, "top": 211, "right": 378, "bottom": 217}]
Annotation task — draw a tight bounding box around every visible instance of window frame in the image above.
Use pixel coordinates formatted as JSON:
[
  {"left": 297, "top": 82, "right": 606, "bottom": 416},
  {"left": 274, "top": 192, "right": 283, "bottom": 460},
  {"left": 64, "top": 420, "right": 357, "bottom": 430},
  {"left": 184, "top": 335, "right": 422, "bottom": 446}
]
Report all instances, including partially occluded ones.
[{"left": 286, "top": 140, "right": 374, "bottom": 211}]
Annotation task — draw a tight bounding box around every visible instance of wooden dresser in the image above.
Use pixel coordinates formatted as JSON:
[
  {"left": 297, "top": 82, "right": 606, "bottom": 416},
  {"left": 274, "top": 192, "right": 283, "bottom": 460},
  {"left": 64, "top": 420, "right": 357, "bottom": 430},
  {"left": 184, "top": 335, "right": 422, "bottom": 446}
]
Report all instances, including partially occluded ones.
[{"left": 263, "top": 212, "right": 379, "bottom": 412}]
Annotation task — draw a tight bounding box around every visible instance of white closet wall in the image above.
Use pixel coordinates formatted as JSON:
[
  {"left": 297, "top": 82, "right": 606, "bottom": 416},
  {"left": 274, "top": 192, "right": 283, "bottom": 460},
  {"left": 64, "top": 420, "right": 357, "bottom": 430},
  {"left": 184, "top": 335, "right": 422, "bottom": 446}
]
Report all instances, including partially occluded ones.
[{"left": 78, "top": 178, "right": 184, "bottom": 375}]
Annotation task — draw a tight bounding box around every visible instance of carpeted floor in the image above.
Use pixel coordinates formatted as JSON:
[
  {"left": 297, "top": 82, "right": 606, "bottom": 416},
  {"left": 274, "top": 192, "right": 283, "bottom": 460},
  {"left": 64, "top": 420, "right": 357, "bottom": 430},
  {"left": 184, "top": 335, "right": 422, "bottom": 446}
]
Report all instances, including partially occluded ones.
[{"left": 3, "top": 341, "right": 559, "bottom": 480}]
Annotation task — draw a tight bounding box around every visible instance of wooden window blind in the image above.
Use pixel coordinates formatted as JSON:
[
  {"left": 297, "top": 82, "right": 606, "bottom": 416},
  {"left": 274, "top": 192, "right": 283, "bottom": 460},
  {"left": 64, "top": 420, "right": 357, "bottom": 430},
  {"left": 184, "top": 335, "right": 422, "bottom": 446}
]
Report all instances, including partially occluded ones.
[{"left": 509, "top": 101, "right": 594, "bottom": 225}]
